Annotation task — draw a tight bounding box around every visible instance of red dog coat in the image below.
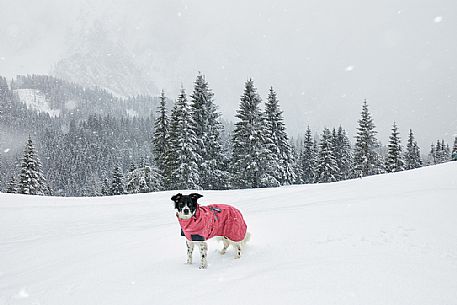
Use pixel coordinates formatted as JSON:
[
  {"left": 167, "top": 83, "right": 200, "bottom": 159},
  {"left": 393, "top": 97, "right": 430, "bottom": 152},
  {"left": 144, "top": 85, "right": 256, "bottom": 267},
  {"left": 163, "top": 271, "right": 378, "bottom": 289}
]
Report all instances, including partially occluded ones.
[{"left": 178, "top": 204, "right": 247, "bottom": 242}]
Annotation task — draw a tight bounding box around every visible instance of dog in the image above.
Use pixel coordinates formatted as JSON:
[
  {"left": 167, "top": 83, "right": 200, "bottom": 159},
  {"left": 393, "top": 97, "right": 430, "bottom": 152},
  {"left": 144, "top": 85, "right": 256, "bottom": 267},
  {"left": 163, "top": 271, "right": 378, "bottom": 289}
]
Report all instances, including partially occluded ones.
[{"left": 172, "top": 192, "right": 250, "bottom": 269}]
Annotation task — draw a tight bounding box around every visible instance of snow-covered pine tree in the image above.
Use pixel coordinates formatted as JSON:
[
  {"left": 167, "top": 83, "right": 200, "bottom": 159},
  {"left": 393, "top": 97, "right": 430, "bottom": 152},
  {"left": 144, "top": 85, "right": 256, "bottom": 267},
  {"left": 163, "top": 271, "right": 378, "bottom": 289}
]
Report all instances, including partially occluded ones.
[
  {"left": 452, "top": 137, "right": 457, "bottom": 161},
  {"left": 127, "top": 162, "right": 139, "bottom": 194},
  {"left": 167, "top": 88, "right": 201, "bottom": 190},
  {"left": 153, "top": 90, "right": 169, "bottom": 188},
  {"left": 111, "top": 165, "right": 125, "bottom": 195},
  {"left": 142, "top": 165, "right": 163, "bottom": 192},
  {"left": 427, "top": 144, "right": 436, "bottom": 165},
  {"left": 332, "top": 126, "right": 353, "bottom": 181},
  {"left": 300, "top": 126, "right": 317, "bottom": 184},
  {"left": 442, "top": 140, "right": 450, "bottom": 162},
  {"left": 101, "top": 178, "right": 111, "bottom": 196},
  {"left": 263, "top": 87, "right": 296, "bottom": 185},
  {"left": 18, "top": 136, "right": 52, "bottom": 195},
  {"left": 404, "top": 129, "right": 422, "bottom": 169},
  {"left": 290, "top": 140, "right": 303, "bottom": 184},
  {"left": 6, "top": 175, "right": 18, "bottom": 193},
  {"left": 231, "top": 79, "right": 278, "bottom": 188},
  {"left": 317, "top": 128, "right": 338, "bottom": 183},
  {"left": 353, "top": 100, "right": 383, "bottom": 177},
  {"left": 190, "top": 73, "right": 230, "bottom": 190},
  {"left": 385, "top": 122, "right": 405, "bottom": 173}
]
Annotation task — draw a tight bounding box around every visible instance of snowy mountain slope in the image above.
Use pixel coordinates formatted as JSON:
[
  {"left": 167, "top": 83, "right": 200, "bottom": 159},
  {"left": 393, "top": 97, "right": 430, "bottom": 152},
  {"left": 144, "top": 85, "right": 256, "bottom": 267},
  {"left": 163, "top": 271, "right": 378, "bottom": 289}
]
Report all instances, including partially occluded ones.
[
  {"left": 14, "top": 89, "right": 61, "bottom": 117},
  {"left": 1, "top": 163, "right": 457, "bottom": 305}
]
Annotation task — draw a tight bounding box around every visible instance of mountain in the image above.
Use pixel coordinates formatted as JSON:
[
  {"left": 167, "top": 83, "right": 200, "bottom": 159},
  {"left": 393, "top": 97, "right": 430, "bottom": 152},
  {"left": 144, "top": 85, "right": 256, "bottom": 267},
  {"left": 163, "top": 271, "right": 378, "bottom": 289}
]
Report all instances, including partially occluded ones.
[
  {"left": 51, "top": 23, "right": 159, "bottom": 98},
  {"left": 11, "top": 74, "right": 159, "bottom": 120},
  {"left": 1, "top": 162, "right": 456, "bottom": 305}
]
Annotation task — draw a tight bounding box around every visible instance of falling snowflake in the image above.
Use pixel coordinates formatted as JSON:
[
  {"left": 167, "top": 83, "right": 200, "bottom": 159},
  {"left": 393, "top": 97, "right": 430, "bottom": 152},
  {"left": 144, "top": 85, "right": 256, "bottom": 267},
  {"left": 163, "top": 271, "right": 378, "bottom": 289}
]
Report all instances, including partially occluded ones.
[
  {"left": 4, "top": 148, "right": 10, "bottom": 153},
  {"left": 434, "top": 16, "right": 443, "bottom": 23},
  {"left": 177, "top": 12, "right": 182, "bottom": 17},
  {"left": 345, "top": 66, "right": 354, "bottom": 72}
]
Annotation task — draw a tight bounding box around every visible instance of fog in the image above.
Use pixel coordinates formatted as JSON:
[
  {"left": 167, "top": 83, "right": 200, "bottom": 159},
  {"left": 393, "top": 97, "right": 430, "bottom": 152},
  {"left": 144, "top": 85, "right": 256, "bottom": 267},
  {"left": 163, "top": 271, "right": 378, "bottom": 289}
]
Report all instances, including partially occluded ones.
[{"left": 1, "top": 0, "right": 456, "bottom": 148}]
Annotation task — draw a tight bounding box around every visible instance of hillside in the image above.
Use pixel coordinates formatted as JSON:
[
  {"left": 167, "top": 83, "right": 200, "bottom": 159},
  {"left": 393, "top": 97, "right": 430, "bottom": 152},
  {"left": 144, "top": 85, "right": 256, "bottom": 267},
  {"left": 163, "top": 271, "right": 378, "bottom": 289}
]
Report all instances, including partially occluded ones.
[{"left": 1, "top": 162, "right": 457, "bottom": 305}]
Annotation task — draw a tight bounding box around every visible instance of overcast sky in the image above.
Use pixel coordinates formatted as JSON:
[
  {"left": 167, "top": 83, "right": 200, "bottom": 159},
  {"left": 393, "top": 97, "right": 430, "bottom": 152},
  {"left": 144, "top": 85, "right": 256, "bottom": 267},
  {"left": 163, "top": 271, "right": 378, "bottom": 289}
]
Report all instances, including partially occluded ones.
[{"left": 1, "top": 0, "right": 456, "bottom": 148}]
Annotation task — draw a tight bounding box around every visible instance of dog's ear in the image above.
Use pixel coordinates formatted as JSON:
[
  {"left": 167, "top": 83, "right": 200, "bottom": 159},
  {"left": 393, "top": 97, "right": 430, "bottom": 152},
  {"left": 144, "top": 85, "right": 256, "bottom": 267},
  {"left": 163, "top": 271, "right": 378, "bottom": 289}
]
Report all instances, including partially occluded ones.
[
  {"left": 171, "top": 193, "right": 182, "bottom": 209},
  {"left": 171, "top": 193, "right": 182, "bottom": 202},
  {"left": 189, "top": 193, "right": 203, "bottom": 202}
]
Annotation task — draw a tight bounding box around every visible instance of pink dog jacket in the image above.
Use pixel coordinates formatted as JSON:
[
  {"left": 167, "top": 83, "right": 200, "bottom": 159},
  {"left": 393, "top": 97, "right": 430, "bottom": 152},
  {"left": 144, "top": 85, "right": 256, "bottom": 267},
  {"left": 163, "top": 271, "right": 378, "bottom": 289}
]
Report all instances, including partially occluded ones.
[{"left": 178, "top": 204, "right": 247, "bottom": 242}]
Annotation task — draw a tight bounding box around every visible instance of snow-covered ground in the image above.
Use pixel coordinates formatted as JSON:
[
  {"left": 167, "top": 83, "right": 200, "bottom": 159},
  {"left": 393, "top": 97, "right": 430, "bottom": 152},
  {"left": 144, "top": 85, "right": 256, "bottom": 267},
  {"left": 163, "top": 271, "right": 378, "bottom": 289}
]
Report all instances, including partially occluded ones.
[
  {"left": 1, "top": 163, "right": 457, "bottom": 305},
  {"left": 14, "top": 89, "right": 61, "bottom": 117}
]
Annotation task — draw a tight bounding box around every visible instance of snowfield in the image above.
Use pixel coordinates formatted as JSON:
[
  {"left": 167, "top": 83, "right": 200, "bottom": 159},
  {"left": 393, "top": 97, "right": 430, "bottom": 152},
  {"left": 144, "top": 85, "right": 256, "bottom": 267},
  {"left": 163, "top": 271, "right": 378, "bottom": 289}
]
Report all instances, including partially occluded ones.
[{"left": 1, "top": 163, "right": 457, "bottom": 305}]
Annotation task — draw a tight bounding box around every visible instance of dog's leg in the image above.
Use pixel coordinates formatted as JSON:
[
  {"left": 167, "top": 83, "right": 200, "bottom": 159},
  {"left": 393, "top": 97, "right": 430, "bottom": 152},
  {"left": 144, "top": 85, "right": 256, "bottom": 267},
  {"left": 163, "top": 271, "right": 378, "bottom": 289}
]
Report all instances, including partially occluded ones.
[
  {"left": 234, "top": 242, "right": 241, "bottom": 259},
  {"left": 198, "top": 241, "right": 208, "bottom": 269},
  {"left": 186, "top": 240, "right": 194, "bottom": 264},
  {"left": 220, "top": 237, "right": 230, "bottom": 255}
]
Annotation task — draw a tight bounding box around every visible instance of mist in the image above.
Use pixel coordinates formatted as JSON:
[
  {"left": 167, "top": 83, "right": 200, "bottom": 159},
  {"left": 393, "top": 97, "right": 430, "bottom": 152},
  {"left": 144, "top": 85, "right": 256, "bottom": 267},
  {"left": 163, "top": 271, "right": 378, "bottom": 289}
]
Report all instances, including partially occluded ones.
[{"left": 1, "top": 0, "right": 456, "bottom": 148}]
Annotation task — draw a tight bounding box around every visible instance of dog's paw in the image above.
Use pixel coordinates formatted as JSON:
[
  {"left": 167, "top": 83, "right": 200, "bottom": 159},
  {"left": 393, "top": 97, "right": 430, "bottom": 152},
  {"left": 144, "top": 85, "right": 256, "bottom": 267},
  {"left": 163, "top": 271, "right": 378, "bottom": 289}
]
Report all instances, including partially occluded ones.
[
  {"left": 199, "top": 265, "right": 208, "bottom": 269},
  {"left": 219, "top": 249, "right": 227, "bottom": 255}
]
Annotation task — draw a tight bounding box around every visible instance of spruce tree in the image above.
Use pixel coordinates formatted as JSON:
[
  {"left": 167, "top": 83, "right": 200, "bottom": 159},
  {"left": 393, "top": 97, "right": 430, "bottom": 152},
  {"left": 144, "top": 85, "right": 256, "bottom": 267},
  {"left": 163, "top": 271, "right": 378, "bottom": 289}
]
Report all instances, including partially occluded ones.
[
  {"left": 263, "top": 87, "right": 296, "bottom": 185},
  {"left": 6, "top": 176, "right": 18, "bottom": 193},
  {"left": 317, "top": 128, "right": 338, "bottom": 183},
  {"left": 190, "top": 73, "right": 229, "bottom": 189},
  {"left": 153, "top": 90, "right": 169, "bottom": 187},
  {"left": 404, "top": 129, "right": 422, "bottom": 169},
  {"left": 300, "top": 126, "right": 317, "bottom": 183},
  {"left": 231, "top": 79, "right": 278, "bottom": 188},
  {"left": 452, "top": 137, "right": 457, "bottom": 161},
  {"left": 385, "top": 122, "right": 405, "bottom": 172},
  {"left": 111, "top": 165, "right": 125, "bottom": 195},
  {"left": 167, "top": 88, "right": 201, "bottom": 190},
  {"left": 127, "top": 162, "right": 139, "bottom": 194},
  {"left": 101, "top": 178, "right": 111, "bottom": 196},
  {"left": 353, "top": 100, "right": 382, "bottom": 177},
  {"left": 334, "top": 126, "right": 353, "bottom": 180},
  {"left": 18, "top": 136, "right": 51, "bottom": 195}
]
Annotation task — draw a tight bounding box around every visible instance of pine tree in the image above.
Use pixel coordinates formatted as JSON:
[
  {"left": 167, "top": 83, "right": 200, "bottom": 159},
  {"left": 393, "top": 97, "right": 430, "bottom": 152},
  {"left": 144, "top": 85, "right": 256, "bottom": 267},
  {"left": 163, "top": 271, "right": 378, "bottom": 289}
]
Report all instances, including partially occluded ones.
[
  {"left": 333, "top": 126, "right": 353, "bottom": 180},
  {"left": 18, "top": 136, "right": 52, "bottom": 195},
  {"left": 300, "top": 126, "right": 317, "bottom": 183},
  {"left": 353, "top": 100, "right": 383, "bottom": 177},
  {"left": 316, "top": 128, "right": 339, "bottom": 183},
  {"left": 190, "top": 73, "right": 229, "bottom": 190},
  {"left": 101, "top": 178, "right": 111, "bottom": 196},
  {"left": 153, "top": 90, "right": 169, "bottom": 187},
  {"left": 404, "top": 129, "right": 422, "bottom": 169},
  {"left": 427, "top": 144, "right": 436, "bottom": 165},
  {"left": 385, "top": 122, "right": 405, "bottom": 172},
  {"left": 263, "top": 87, "right": 296, "bottom": 185},
  {"left": 167, "top": 88, "right": 201, "bottom": 190},
  {"left": 127, "top": 162, "right": 139, "bottom": 194},
  {"left": 111, "top": 165, "right": 125, "bottom": 195},
  {"left": 452, "top": 137, "right": 457, "bottom": 161},
  {"left": 6, "top": 176, "right": 18, "bottom": 193},
  {"left": 442, "top": 140, "right": 450, "bottom": 162},
  {"left": 231, "top": 79, "right": 278, "bottom": 188}
]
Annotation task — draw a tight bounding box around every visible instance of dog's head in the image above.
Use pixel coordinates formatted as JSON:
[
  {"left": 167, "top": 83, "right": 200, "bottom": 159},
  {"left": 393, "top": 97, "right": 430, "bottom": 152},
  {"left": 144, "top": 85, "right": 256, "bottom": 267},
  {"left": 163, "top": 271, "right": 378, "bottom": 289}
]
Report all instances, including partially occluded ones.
[{"left": 172, "top": 193, "right": 203, "bottom": 220}]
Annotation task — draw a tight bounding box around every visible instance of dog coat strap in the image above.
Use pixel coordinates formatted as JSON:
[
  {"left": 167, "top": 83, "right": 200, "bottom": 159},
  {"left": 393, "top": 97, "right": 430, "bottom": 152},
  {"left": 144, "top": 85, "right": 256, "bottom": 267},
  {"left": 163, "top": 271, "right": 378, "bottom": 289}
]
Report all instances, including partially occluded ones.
[
  {"left": 209, "top": 206, "right": 221, "bottom": 221},
  {"left": 191, "top": 234, "right": 205, "bottom": 241}
]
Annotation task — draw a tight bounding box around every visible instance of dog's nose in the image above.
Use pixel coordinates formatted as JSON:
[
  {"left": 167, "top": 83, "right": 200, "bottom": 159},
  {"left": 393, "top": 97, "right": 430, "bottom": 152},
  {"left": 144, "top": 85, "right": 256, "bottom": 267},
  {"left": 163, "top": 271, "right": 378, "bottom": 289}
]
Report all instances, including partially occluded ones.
[{"left": 183, "top": 209, "right": 189, "bottom": 215}]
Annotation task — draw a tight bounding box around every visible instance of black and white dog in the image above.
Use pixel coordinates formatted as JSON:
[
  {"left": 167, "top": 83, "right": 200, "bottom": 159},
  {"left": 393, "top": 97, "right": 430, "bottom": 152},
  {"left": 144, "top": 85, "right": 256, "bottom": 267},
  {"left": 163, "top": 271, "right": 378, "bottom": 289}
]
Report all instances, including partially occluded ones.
[{"left": 172, "top": 193, "right": 249, "bottom": 269}]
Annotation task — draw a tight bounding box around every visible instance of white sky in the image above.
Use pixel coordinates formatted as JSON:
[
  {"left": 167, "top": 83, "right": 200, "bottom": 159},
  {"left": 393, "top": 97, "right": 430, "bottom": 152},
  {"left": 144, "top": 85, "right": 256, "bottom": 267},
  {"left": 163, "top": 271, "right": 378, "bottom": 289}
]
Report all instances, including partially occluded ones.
[{"left": 1, "top": 0, "right": 456, "bottom": 149}]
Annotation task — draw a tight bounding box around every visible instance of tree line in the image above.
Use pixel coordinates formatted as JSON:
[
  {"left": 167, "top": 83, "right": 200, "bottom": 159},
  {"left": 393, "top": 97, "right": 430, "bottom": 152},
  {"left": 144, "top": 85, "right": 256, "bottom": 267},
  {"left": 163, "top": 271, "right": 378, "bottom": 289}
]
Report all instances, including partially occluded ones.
[{"left": 1, "top": 74, "right": 456, "bottom": 196}]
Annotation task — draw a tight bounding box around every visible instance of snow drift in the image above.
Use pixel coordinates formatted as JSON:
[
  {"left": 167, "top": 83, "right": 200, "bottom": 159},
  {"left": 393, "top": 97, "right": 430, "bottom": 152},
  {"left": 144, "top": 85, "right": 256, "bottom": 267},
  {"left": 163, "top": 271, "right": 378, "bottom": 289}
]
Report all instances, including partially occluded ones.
[{"left": 1, "top": 163, "right": 457, "bottom": 305}]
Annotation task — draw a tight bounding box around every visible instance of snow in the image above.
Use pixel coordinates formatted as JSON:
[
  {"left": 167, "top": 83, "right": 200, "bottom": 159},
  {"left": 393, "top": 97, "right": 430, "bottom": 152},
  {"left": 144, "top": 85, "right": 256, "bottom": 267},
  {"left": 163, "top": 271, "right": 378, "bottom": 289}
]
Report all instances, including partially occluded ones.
[
  {"left": 14, "top": 89, "right": 61, "bottom": 117},
  {"left": 1, "top": 163, "right": 457, "bottom": 305},
  {"left": 433, "top": 16, "right": 443, "bottom": 23}
]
